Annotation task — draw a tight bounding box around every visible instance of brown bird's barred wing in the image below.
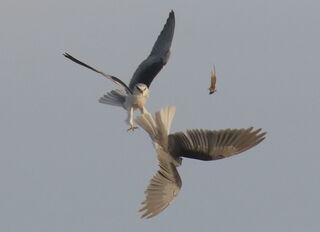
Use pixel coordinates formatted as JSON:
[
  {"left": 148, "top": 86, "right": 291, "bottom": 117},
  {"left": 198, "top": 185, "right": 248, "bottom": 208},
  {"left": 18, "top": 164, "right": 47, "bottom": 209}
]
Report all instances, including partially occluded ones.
[
  {"left": 139, "top": 156, "right": 181, "bottom": 219},
  {"left": 168, "top": 127, "right": 266, "bottom": 161}
]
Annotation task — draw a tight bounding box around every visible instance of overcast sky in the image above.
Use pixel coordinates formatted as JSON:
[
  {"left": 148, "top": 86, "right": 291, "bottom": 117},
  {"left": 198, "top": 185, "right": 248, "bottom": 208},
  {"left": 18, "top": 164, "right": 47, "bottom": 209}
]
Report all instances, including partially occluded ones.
[{"left": 1, "top": 0, "right": 319, "bottom": 231}]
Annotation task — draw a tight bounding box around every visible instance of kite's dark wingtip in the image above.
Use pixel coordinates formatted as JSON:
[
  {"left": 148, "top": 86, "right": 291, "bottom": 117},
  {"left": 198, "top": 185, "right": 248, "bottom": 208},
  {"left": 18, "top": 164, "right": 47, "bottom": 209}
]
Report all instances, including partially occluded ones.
[{"left": 63, "top": 52, "right": 70, "bottom": 57}]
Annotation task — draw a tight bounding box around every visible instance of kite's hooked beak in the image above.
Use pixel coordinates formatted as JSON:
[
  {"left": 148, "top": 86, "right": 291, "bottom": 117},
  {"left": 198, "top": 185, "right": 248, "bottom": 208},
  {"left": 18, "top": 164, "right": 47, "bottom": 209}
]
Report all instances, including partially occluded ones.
[{"left": 137, "top": 86, "right": 143, "bottom": 93}]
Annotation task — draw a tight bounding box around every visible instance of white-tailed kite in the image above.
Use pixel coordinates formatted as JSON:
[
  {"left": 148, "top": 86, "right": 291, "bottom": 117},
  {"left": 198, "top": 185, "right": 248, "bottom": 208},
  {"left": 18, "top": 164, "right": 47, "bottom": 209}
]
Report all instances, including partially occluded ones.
[
  {"left": 135, "top": 106, "right": 266, "bottom": 218},
  {"left": 64, "top": 11, "right": 175, "bottom": 131}
]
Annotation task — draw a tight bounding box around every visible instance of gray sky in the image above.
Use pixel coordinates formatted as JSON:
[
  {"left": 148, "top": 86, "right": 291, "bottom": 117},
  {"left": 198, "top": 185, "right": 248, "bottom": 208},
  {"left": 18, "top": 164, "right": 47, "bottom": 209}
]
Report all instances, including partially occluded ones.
[{"left": 1, "top": 0, "right": 319, "bottom": 231}]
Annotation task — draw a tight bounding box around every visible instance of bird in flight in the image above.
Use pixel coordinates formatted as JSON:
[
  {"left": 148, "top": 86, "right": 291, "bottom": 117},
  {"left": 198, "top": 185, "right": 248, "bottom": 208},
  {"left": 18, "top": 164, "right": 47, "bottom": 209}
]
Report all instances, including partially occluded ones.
[
  {"left": 209, "top": 65, "right": 217, "bottom": 94},
  {"left": 135, "top": 106, "right": 266, "bottom": 218},
  {"left": 64, "top": 10, "right": 175, "bottom": 131}
]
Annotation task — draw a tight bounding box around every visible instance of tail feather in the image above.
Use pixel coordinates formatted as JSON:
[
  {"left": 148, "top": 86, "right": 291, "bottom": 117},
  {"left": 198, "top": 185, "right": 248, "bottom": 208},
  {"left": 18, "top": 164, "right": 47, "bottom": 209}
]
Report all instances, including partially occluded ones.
[
  {"left": 135, "top": 106, "right": 176, "bottom": 147},
  {"left": 99, "top": 89, "right": 126, "bottom": 107},
  {"left": 155, "top": 106, "right": 176, "bottom": 137},
  {"left": 135, "top": 112, "right": 158, "bottom": 139}
]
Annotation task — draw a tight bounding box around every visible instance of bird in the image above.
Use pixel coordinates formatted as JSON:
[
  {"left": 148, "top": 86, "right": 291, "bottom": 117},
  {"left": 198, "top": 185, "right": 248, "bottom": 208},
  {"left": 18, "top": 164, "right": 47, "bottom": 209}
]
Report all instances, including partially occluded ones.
[
  {"left": 209, "top": 64, "right": 217, "bottom": 94},
  {"left": 64, "top": 10, "right": 175, "bottom": 131},
  {"left": 134, "top": 106, "right": 266, "bottom": 219}
]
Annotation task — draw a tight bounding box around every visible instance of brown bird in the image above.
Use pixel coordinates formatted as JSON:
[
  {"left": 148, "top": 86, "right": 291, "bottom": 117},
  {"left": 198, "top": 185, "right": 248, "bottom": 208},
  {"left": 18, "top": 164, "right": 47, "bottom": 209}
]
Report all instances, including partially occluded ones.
[{"left": 209, "top": 65, "right": 217, "bottom": 94}]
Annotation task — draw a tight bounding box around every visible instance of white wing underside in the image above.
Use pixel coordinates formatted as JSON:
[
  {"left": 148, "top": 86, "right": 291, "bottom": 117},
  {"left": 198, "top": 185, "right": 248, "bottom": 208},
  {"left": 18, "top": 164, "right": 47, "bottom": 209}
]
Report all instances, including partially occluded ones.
[{"left": 139, "top": 149, "right": 181, "bottom": 219}]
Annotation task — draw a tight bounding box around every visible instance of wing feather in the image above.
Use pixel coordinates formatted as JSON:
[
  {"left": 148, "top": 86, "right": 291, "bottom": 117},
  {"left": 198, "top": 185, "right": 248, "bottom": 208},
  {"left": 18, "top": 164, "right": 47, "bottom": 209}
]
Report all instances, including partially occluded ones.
[
  {"left": 139, "top": 157, "right": 181, "bottom": 219},
  {"left": 129, "top": 11, "right": 175, "bottom": 90},
  {"left": 63, "top": 53, "right": 132, "bottom": 94},
  {"left": 169, "top": 128, "right": 266, "bottom": 161}
]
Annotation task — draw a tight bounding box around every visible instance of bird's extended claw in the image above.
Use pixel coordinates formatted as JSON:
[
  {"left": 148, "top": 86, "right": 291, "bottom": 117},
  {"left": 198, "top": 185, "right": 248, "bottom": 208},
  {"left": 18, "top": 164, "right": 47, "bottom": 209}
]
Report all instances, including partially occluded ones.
[{"left": 127, "top": 125, "right": 139, "bottom": 132}]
